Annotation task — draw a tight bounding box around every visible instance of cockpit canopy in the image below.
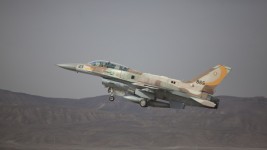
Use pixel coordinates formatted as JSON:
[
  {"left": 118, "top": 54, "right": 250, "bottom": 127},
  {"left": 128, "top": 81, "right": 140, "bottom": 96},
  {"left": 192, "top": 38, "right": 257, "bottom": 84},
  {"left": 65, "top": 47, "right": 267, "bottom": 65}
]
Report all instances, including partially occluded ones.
[{"left": 89, "top": 60, "right": 129, "bottom": 71}]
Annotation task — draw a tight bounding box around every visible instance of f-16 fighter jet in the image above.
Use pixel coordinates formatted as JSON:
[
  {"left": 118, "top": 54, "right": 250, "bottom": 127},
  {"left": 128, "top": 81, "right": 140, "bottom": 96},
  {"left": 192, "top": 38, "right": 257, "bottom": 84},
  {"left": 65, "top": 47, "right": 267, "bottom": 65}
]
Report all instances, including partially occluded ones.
[{"left": 57, "top": 60, "right": 231, "bottom": 109}]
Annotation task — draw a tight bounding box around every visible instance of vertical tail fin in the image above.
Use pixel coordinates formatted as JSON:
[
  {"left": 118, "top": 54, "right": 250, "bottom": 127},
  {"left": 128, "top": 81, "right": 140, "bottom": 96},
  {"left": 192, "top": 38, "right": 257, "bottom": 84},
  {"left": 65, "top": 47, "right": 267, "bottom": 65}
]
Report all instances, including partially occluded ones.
[{"left": 187, "top": 65, "right": 231, "bottom": 95}]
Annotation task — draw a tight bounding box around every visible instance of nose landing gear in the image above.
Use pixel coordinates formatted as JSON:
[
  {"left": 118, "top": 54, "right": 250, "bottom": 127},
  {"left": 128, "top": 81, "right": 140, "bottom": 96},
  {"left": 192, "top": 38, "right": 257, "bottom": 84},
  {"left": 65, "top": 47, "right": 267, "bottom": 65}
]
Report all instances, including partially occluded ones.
[
  {"left": 109, "top": 96, "right": 115, "bottom": 101},
  {"left": 108, "top": 87, "right": 115, "bottom": 101}
]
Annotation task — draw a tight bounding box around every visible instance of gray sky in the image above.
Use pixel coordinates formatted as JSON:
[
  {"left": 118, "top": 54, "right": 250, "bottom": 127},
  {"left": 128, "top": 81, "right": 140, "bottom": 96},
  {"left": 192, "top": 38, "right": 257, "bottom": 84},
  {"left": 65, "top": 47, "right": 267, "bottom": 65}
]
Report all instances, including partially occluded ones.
[{"left": 1, "top": 0, "right": 267, "bottom": 98}]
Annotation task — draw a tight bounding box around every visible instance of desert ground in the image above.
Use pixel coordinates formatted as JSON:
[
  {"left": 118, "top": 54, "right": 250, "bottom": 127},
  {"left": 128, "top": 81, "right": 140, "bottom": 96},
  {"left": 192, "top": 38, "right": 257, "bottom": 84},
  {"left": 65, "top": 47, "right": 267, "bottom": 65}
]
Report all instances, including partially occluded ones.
[{"left": 0, "top": 89, "right": 266, "bottom": 150}]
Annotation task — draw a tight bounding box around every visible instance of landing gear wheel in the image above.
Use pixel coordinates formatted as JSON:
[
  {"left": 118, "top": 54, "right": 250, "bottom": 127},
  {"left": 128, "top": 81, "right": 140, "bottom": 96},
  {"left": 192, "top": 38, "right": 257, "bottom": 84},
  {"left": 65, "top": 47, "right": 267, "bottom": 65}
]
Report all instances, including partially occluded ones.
[
  {"left": 109, "top": 96, "right": 115, "bottom": 101},
  {"left": 140, "top": 99, "right": 147, "bottom": 107}
]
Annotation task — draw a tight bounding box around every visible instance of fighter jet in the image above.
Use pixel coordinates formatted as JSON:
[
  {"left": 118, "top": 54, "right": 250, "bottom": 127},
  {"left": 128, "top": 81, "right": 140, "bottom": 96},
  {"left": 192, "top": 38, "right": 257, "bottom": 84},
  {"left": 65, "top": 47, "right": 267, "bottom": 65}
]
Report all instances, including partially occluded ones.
[{"left": 57, "top": 60, "right": 231, "bottom": 109}]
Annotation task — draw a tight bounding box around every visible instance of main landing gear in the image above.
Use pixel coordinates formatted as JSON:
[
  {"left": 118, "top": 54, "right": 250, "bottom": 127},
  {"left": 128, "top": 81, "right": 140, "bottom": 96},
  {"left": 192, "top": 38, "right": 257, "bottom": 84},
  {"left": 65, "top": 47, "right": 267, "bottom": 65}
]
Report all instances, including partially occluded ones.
[
  {"left": 140, "top": 99, "right": 148, "bottom": 107},
  {"left": 108, "top": 87, "right": 115, "bottom": 101}
]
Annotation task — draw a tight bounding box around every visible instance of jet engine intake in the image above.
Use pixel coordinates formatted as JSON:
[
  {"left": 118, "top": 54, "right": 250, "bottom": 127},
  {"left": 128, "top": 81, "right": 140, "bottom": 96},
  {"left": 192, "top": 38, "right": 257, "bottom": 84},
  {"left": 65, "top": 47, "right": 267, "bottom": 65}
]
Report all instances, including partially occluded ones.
[
  {"left": 102, "top": 79, "right": 129, "bottom": 89},
  {"left": 102, "top": 79, "right": 134, "bottom": 94}
]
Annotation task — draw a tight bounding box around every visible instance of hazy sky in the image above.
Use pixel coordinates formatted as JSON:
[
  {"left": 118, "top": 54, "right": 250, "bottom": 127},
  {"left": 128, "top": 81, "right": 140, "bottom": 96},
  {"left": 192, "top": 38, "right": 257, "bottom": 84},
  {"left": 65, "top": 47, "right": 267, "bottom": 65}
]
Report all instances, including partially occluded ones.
[{"left": 1, "top": 0, "right": 267, "bottom": 98}]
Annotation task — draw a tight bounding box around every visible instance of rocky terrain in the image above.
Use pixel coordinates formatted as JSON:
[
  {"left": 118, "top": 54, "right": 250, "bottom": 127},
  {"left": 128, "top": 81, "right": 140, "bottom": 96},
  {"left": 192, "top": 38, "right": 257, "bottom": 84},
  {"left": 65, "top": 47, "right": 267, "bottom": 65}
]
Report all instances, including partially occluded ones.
[{"left": 0, "top": 89, "right": 267, "bottom": 150}]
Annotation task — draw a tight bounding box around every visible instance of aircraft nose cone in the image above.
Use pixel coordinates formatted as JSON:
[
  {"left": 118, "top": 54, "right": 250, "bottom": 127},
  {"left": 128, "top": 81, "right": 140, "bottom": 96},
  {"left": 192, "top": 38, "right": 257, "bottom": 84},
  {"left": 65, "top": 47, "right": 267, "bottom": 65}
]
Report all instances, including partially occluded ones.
[{"left": 57, "top": 63, "right": 77, "bottom": 71}]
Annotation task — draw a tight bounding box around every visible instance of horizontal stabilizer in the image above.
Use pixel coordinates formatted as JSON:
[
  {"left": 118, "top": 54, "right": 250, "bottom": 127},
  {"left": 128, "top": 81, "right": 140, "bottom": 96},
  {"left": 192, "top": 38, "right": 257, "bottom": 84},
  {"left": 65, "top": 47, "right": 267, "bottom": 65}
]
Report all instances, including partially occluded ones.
[{"left": 191, "top": 97, "right": 216, "bottom": 108}]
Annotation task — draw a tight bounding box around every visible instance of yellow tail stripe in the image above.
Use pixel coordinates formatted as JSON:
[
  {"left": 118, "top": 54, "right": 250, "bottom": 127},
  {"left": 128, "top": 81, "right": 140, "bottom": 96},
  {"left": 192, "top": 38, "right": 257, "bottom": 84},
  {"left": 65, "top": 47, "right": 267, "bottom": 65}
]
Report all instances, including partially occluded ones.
[{"left": 205, "top": 65, "right": 227, "bottom": 86}]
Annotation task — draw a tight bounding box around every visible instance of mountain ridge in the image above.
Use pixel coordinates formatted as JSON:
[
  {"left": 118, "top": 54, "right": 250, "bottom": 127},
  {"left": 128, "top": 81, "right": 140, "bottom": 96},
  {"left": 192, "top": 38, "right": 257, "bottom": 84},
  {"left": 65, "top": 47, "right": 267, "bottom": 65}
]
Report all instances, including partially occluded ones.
[
  {"left": 0, "top": 89, "right": 267, "bottom": 150},
  {"left": 1, "top": 88, "right": 266, "bottom": 100}
]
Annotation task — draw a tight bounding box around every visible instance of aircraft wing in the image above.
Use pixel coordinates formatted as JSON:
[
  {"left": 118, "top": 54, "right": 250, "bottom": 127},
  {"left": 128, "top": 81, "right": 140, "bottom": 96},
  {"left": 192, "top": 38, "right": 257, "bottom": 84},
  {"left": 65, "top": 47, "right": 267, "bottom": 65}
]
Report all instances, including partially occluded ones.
[
  {"left": 190, "top": 97, "right": 216, "bottom": 108},
  {"left": 132, "top": 82, "right": 217, "bottom": 108}
]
